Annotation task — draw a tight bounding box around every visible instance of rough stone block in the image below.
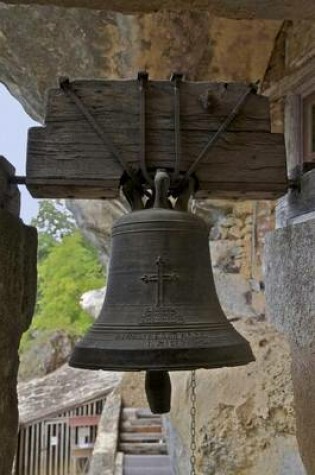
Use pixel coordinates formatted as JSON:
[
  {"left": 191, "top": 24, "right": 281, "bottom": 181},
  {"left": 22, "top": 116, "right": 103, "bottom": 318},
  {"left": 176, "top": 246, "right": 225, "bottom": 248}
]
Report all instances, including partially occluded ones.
[
  {"left": 169, "top": 318, "right": 305, "bottom": 475},
  {"left": 0, "top": 210, "right": 37, "bottom": 475},
  {"left": 0, "top": 156, "right": 20, "bottom": 217},
  {"left": 265, "top": 219, "right": 315, "bottom": 474}
]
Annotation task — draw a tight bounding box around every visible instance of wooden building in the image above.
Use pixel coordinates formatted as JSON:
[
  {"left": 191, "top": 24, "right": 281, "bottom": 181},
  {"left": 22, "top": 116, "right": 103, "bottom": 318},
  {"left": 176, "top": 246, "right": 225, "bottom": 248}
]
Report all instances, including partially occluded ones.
[{"left": 15, "top": 365, "right": 121, "bottom": 475}]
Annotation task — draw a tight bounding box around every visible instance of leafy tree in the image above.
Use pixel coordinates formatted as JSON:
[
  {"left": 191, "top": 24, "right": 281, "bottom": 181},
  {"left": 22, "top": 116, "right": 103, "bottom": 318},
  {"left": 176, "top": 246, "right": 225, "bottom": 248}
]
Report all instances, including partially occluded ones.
[
  {"left": 21, "top": 201, "right": 105, "bottom": 353},
  {"left": 33, "top": 230, "right": 104, "bottom": 336},
  {"left": 31, "top": 200, "right": 76, "bottom": 260}
]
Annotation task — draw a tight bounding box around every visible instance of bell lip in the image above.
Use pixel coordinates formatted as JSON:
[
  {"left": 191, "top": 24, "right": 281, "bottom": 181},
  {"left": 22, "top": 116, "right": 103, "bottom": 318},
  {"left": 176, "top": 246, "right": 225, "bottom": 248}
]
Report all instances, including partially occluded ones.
[{"left": 69, "top": 344, "right": 255, "bottom": 372}]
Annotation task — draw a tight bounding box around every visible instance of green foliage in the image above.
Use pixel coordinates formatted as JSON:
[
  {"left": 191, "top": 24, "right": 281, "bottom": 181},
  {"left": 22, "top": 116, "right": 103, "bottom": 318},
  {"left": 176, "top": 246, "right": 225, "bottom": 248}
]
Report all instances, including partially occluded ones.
[
  {"left": 32, "top": 200, "right": 76, "bottom": 260},
  {"left": 21, "top": 201, "right": 105, "bottom": 352},
  {"left": 33, "top": 230, "right": 104, "bottom": 335}
]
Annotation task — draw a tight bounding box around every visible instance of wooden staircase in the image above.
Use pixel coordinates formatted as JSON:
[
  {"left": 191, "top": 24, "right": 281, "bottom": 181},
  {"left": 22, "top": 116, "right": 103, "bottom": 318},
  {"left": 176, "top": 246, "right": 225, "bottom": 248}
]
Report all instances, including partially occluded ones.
[{"left": 118, "top": 408, "right": 174, "bottom": 475}]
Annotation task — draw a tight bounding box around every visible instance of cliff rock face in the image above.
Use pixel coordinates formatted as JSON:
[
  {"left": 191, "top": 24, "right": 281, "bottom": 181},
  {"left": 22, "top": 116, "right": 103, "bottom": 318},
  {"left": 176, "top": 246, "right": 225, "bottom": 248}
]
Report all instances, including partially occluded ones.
[
  {"left": 19, "top": 330, "right": 77, "bottom": 381},
  {"left": 0, "top": 4, "right": 279, "bottom": 120},
  {"left": 169, "top": 318, "right": 306, "bottom": 475},
  {"left": 194, "top": 199, "right": 274, "bottom": 318},
  {"left": 0, "top": 0, "right": 315, "bottom": 20}
]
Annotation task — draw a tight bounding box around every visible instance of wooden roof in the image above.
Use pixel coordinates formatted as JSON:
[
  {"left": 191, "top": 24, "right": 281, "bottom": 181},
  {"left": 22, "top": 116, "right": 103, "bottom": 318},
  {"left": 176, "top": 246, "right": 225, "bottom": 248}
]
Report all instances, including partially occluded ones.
[{"left": 18, "top": 364, "right": 121, "bottom": 426}]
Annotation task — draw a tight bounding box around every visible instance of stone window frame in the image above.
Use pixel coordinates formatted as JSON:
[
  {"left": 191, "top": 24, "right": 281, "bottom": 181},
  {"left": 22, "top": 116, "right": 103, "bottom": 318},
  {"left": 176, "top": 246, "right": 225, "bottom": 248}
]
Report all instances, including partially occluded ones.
[
  {"left": 284, "top": 72, "right": 315, "bottom": 179},
  {"left": 302, "top": 91, "right": 315, "bottom": 167}
]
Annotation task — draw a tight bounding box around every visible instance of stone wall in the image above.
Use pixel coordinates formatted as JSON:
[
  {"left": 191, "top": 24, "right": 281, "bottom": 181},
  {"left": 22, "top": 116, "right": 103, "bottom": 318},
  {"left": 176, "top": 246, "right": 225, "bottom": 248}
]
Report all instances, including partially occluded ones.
[
  {"left": 169, "top": 318, "right": 306, "bottom": 475},
  {"left": 194, "top": 199, "right": 275, "bottom": 318},
  {"left": 264, "top": 20, "right": 315, "bottom": 89}
]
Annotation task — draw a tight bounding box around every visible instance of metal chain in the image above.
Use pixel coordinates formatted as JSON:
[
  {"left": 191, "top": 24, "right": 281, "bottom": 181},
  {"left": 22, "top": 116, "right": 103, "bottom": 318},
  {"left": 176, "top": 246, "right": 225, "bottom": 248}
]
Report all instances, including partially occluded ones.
[{"left": 190, "top": 370, "right": 197, "bottom": 475}]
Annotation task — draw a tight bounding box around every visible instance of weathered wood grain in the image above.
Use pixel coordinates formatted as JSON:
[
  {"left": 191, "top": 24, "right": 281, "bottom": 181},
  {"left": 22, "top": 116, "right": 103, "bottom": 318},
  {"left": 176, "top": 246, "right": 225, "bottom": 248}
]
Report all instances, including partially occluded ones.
[
  {"left": 26, "top": 80, "right": 288, "bottom": 199},
  {"left": 27, "top": 126, "right": 287, "bottom": 198},
  {"left": 45, "top": 81, "right": 271, "bottom": 131},
  {"left": 284, "top": 94, "right": 302, "bottom": 180}
]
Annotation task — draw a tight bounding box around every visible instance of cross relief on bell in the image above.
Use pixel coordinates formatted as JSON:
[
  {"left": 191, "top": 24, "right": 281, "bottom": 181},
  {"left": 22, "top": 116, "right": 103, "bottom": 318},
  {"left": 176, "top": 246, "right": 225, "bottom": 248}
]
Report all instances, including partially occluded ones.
[{"left": 141, "top": 256, "right": 179, "bottom": 308}]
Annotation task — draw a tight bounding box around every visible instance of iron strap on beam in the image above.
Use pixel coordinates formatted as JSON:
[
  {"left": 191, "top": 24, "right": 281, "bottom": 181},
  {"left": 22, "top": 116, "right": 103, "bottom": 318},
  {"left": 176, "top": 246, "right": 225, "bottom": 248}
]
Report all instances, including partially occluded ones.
[
  {"left": 9, "top": 176, "right": 26, "bottom": 185},
  {"left": 181, "top": 81, "right": 259, "bottom": 185},
  {"left": 138, "top": 71, "right": 153, "bottom": 186},
  {"left": 59, "top": 77, "right": 150, "bottom": 195},
  {"left": 171, "top": 73, "right": 183, "bottom": 181}
]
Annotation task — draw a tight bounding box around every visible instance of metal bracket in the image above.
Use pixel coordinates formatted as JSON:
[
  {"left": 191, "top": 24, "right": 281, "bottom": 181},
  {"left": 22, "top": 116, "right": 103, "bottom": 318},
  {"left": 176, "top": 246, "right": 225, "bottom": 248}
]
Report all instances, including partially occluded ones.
[
  {"left": 138, "top": 71, "right": 153, "bottom": 187},
  {"left": 171, "top": 73, "right": 183, "bottom": 181}
]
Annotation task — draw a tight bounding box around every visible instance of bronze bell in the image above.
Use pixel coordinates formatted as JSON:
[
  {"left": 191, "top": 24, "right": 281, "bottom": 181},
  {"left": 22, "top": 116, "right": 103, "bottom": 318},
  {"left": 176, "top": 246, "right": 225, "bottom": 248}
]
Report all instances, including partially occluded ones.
[{"left": 70, "top": 170, "right": 254, "bottom": 411}]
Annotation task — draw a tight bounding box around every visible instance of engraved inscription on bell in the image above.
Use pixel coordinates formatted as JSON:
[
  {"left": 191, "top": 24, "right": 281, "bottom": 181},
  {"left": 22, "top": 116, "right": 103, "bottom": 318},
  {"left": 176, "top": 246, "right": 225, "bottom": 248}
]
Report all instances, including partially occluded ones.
[{"left": 141, "top": 307, "right": 184, "bottom": 325}]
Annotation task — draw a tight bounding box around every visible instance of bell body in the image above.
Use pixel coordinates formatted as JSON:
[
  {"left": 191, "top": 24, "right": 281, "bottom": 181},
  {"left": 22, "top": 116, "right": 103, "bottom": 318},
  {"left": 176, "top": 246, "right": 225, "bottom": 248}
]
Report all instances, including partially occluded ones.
[{"left": 70, "top": 206, "right": 254, "bottom": 371}]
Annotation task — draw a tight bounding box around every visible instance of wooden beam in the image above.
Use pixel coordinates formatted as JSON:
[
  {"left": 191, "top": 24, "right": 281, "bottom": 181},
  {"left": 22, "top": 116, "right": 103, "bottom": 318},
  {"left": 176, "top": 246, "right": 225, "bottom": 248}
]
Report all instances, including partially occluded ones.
[
  {"left": 44, "top": 81, "right": 271, "bottom": 132},
  {"left": 68, "top": 415, "right": 100, "bottom": 427},
  {"left": 26, "top": 80, "right": 288, "bottom": 200}
]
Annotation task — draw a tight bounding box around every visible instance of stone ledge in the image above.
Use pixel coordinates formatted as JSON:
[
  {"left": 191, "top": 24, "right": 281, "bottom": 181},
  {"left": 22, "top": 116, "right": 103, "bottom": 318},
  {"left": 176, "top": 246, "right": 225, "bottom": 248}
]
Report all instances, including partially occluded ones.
[
  {"left": 89, "top": 390, "right": 121, "bottom": 475},
  {"left": 276, "top": 169, "right": 315, "bottom": 228}
]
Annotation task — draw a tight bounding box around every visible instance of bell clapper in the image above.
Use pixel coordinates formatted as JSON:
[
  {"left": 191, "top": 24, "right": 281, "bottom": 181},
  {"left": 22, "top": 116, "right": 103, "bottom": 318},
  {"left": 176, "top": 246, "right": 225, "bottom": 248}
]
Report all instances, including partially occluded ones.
[{"left": 145, "top": 370, "right": 172, "bottom": 414}]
